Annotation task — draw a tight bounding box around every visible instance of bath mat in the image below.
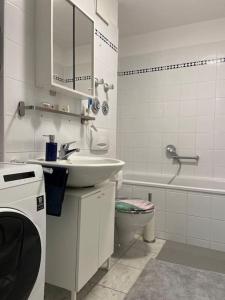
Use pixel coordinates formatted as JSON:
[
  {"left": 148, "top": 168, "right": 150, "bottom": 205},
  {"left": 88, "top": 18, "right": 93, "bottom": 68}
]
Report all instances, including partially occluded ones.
[
  {"left": 157, "top": 240, "right": 225, "bottom": 274},
  {"left": 125, "top": 259, "right": 225, "bottom": 300}
]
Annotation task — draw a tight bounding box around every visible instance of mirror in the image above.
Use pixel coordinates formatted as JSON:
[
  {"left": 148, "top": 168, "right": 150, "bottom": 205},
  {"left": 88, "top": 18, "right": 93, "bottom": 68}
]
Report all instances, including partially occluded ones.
[{"left": 53, "top": 0, "right": 94, "bottom": 96}]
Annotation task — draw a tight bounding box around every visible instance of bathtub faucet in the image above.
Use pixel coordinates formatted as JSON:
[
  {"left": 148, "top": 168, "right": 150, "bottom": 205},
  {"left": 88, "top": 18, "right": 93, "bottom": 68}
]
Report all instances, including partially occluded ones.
[{"left": 166, "top": 145, "right": 199, "bottom": 162}]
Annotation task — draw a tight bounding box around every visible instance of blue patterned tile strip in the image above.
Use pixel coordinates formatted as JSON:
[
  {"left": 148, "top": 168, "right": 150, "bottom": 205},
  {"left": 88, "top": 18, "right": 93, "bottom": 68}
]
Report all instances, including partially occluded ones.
[
  {"left": 95, "top": 29, "right": 118, "bottom": 53},
  {"left": 53, "top": 75, "right": 92, "bottom": 83},
  {"left": 118, "top": 57, "right": 225, "bottom": 77}
]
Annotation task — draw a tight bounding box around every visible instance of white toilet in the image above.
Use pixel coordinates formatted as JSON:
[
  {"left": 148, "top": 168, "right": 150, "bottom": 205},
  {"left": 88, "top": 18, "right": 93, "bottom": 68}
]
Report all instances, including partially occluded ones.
[{"left": 113, "top": 172, "right": 155, "bottom": 246}]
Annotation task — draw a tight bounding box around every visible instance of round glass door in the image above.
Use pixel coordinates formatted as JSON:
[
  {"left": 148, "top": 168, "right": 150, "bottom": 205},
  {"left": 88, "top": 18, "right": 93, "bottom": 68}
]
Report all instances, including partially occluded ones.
[{"left": 0, "top": 210, "right": 42, "bottom": 300}]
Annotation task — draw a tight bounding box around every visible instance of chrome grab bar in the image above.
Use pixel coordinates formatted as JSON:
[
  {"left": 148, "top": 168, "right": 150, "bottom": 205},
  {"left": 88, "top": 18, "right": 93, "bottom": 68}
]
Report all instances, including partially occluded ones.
[{"left": 172, "top": 155, "right": 199, "bottom": 161}]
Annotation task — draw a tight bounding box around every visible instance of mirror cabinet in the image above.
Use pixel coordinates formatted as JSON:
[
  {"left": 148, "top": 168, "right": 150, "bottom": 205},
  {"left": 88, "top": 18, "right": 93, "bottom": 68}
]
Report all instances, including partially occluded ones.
[{"left": 36, "top": 0, "right": 94, "bottom": 99}]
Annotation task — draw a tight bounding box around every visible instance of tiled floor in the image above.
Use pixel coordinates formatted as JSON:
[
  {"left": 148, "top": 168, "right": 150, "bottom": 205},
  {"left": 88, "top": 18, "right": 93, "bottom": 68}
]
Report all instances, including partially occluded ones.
[{"left": 44, "top": 238, "right": 166, "bottom": 300}]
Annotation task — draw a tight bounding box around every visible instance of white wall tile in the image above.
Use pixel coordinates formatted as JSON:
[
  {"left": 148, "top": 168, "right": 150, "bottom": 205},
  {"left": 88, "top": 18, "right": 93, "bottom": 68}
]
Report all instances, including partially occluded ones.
[
  {"left": 147, "top": 162, "right": 162, "bottom": 174},
  {"left": 212, "top": 220, "right": 225, "bottom": 243},
  {"left": 5, "top": 38, "right": 34, "bottom": 84},
  {"left": 163, "top": 117, "right": 179, "bottom": 132},
  {"left": 180, "top": 100, "right": 196, "bottom": 117},
  {"left": 195, "top": 164, "right": 213, "bottom": 178},
  {"left": 178, "top": 133, "right": 196, "bottom": 150},
  {"left": 215, "top": 116, "right": 225, "bottom": 132},
  {"left": 217, "top": 64, "right": 225, "bottom": 80},
  {"left": 187, "top": 216, "right": 211, "bottom": 240},
  {"left": 5, "top": 2, "right": 33, "bottom": 45},
  {"left": 196, "top": 133, "right": 213, "bottom": 149},
  {"left": 164, "top": 102, "right": 180, "bottom": 116},
  {"left": 148, "top": 103, "right": 164, "bottom": 117},
  {"left": 214, "top": 150, "right": 225, "bottom": 166},
  {"left": 179, "top": 117, "right": 196, "bottom": 133},
  {"left": 150, "top": 188, "right": 166, "bottom": 211},
  {"left": 214, "top": 133, "right": 225, "bottom": 150},
  {"left": 5, "top": 115, "right": 35, "bottom": 152},
  {"left": 215, "top": 98, "right": 225, "bottom": 115},
  {"left": 117, "top": 184, "right": 133, "bottom": 198},
  {"left": 214, "top": 165, "right": 225, "bottom": 179},
  {"left": 196, "top": 65, "right": 217, "bottom": 82},
  {"left": 212, "top": 195, "right": 225, "bottom": 220},
  {"left": 196, "top": 98, "right": 215, "bottom": 116},
  {"left": 196, "top": 81, "right": 216, "bottom": 99},
  {"left": 180, "top": 83, "right": 197, "bottom": 100},
  {"left": 165, "top": 190, "right": 187, "bottom": 213},
  {"left": 216, "top": 80, "right": 225, "bottom": 98},
  {"left": 165, "top": 212, "right": 186, "bottom": 236},
  {"left": 132, "top": 185, "right": 150, "bottom": 200},
  {"left": 5, "top": 77, "right": 34, "bottom": 115},
  {"left": 196, "top": 116, "right": 214, "bottom": 133},
  {"left": 187, "top": 193, "right": 211, "bottom": 218}
]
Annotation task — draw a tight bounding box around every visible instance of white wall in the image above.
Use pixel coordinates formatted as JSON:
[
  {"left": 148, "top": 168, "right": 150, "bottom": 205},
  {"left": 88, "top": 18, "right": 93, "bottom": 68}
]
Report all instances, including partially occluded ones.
[
  {"left": 119, "top": 18, "right": 225, "bottom": 57},
  {"left": 117, "top": 21, "right": 225, "bottom": 180},
  {"left": 2, "top": 0, "right": 118, "bottom": 161}
]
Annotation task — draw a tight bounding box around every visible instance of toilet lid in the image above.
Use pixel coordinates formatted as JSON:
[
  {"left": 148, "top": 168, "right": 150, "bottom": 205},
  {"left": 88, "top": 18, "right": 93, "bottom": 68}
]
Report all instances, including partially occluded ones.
[{"left": 116, "top": 199, "right": 154, "bottom": 214}]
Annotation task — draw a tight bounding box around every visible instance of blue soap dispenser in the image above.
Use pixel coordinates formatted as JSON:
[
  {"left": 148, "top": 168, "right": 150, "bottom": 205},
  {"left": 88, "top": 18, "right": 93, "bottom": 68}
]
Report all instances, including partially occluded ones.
[{"left": 43, "top": 135, "right": 57, "bottom": 161}]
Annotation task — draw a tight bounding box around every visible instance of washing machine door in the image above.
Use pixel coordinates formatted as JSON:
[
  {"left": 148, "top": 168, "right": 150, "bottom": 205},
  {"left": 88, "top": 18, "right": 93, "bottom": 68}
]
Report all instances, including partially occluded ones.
[{"left": 0, "top": 208, "right": 42, "bottom": 300}]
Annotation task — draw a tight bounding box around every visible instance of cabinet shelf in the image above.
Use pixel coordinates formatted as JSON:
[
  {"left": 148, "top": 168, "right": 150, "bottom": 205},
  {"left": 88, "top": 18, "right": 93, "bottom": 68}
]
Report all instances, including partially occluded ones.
[{"left": 18, "top": 101, "right": 95, "bottom": 123}]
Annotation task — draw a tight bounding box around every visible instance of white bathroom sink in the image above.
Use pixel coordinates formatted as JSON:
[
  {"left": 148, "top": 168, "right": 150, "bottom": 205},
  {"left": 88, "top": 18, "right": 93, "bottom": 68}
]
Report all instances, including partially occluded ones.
[{"left": 29, "top": 156, "right": 125, "bottom": 187}]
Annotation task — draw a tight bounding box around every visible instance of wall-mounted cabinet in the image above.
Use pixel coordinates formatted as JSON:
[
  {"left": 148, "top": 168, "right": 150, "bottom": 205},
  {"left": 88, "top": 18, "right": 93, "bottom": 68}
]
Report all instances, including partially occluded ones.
[{"left": 36, "top": 0, "right": 95, "bottom": 100}]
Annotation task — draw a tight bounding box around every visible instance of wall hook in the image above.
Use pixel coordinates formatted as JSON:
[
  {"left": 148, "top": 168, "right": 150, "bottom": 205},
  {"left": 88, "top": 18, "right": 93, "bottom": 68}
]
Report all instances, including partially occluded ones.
[
  {"left": 95, "top": 78, "right": 104, "bottom": 87},
  {"left": 104, "top": 83, "right": 114, "bottom": 93}
]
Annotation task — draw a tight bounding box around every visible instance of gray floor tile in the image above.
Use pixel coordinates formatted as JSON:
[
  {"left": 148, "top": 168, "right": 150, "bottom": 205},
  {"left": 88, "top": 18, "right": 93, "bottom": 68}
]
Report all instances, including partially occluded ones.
[
  {"left": 99, "top": 263, "right": 141, "bottom": 293},
  {"left": 84, "top": 285, "right": 126, "bottom": 300}
]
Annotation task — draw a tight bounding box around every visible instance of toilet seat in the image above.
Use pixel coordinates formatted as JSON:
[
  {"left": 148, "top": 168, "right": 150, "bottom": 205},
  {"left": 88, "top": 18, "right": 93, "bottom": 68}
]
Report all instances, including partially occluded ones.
[{"left": 116, "top": 199, "right": 154, "bottom": 214}]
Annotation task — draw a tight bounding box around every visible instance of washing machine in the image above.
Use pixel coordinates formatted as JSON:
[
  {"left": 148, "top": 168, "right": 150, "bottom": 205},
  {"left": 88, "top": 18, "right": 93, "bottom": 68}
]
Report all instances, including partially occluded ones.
[{"left": 0, "top": 163, "right": 46, "bottom": 300}]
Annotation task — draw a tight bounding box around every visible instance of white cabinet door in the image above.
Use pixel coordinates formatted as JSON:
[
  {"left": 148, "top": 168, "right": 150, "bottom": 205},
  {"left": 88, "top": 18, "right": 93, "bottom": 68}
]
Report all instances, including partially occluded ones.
[
  {"left": 98, "top": 183, "right": 116, "bottom": 266},
  {"left": 76, "top": 191, "right": 100, "bottom": 291}
]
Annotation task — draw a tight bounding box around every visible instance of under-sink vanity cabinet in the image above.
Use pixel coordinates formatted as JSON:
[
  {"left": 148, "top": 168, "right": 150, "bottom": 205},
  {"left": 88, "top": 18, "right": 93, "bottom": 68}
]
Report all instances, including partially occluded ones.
[{"left": 46, "top": 182, "right": 116, "bottom": 300}]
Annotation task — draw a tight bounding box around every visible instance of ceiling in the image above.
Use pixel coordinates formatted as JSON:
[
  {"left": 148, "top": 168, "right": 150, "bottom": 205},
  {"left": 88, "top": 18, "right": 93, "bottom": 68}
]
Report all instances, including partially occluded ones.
[{"left": 118, "top": 0, "right": 225, "bottom": 37}]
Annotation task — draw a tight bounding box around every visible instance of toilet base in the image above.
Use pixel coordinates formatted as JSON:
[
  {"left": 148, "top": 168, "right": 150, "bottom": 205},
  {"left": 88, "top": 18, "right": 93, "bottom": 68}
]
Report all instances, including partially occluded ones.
[
  {"left": 115, "top": 209, "right": 155, "bottom": 246},
  {"left": 143, "top": 238, "right": 156, "bottom": 243}
]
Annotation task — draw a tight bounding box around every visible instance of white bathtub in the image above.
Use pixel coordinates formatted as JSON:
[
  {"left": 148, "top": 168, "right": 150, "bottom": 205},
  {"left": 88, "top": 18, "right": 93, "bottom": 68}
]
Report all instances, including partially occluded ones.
[
  {"left": 124, "top": 173, "right": 225, "bottom": 195},
  {"left": 119, "top": 172, "right": 225, "bottom": 252}
]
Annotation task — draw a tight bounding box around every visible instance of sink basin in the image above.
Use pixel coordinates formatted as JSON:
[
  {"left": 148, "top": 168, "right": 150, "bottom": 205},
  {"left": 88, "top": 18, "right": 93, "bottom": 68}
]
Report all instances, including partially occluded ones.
[{"left": 29, "top": 156, "right": 125, "bottom": 187}]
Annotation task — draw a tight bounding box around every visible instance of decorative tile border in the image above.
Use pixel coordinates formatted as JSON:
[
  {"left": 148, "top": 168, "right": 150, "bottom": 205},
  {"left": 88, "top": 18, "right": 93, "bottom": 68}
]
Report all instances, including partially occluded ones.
[
  {"left": 53, "top": 75, "right": 65, "bottom": 82},
  {"left": 118, "top": 57, "right": 225, "bottom": 77},
  {"left": 95, "top": 29, "right": 118, "bottom": 53},
  {"left": 53, "top": 75, "right": 92, "bottom": 83},
  {"left": 67, "top": 75, "right": 92, "bottom": 82},
  {"left": 54, "top": 56, "right": 225, "bottom": 82}
]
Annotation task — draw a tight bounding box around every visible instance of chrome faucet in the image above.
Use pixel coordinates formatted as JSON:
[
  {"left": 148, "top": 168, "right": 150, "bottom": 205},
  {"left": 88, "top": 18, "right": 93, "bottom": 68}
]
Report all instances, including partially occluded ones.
[{"left": 59, "top": 141, "right": 80, "bottom": 160}]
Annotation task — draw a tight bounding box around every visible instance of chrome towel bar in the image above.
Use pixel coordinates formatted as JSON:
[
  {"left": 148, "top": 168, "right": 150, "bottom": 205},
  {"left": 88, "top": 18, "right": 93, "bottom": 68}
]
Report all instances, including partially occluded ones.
[{"left": 18, "top": 101, "right": 95, "bottom": 123}]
